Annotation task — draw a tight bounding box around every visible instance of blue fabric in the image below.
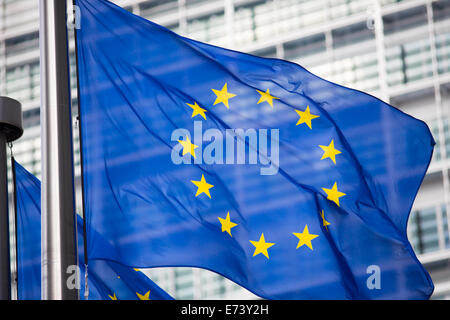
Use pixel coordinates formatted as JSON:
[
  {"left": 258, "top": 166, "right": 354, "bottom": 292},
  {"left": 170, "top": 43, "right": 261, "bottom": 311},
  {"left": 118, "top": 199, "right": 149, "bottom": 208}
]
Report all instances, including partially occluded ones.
[
  {"left": 14, "top": 161, "right": 173, "bottom": 300},
  {"left": 75, "top": 0, "right": 434, "bottom": 299}
]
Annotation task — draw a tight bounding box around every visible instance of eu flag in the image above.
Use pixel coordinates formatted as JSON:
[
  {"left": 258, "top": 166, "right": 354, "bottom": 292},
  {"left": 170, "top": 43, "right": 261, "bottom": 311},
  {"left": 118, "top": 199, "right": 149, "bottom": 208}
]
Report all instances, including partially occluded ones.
[
  {"left": 14, "top": 160, "right": 173, "bottom": 300},
  {"left": 75, "top": 0, "right": 434, "bottom": 299}
]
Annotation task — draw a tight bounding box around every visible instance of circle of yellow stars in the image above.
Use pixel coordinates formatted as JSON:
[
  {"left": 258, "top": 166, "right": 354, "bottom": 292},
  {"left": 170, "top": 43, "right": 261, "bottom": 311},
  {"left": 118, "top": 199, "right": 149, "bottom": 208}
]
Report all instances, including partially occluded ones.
[{"left": 176, "top": 83, "right": 346, "bottom": 260}]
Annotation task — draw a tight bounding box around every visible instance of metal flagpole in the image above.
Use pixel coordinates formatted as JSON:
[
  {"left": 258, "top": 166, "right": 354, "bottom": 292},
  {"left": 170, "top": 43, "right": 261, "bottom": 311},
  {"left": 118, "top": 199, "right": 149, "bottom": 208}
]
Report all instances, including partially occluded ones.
[
  {"left": 10, "top": 154, "right": 19, "bottom": 300},
  {"left": 0, "top": 97, "right": 23, "bottom": 300},
  {"left": 71, "top": 0, "right": 89, "bottom": 300},
  {"left": 39, "top": 0, "right": 79, "bottom": 300}
]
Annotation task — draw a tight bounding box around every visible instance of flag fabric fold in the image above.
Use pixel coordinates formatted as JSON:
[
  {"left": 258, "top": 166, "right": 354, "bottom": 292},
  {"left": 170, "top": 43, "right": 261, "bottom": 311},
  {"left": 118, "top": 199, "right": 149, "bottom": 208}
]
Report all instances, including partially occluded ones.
[
  {"left": 75, "top": 0, "right": 434, "bottom": 299},
  {"left": 14, "top": 160, "right": 173, "bottom": 300}
]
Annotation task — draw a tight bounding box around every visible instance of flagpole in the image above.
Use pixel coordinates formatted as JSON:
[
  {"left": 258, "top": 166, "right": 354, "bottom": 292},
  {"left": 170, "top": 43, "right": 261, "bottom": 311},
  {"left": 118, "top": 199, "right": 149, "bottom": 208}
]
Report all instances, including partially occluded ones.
[
  {"left": 10, "top": 155, "right": 18, "bottom": 300},
  {"left": 71, "top": 0, "right": 89, "bottom": 300},
  {"left": 39, "top": 0, "right": 79, "bottom": 300},
  {"left": 0, "top": 97, "right": 23, "bottom": 300}
]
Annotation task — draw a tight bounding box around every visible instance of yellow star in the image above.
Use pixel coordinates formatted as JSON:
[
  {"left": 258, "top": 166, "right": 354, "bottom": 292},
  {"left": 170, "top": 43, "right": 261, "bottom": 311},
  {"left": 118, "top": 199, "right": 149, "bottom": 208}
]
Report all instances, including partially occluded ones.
[
  {"left": 250, "top": 233, "right": 275, "bottom": 259},
  {"left": 186, "top": 101, "right": 207, "bottom": 120},
  {"left": 191, "top": 174, "right": 214, "bottom": 198},
  {"left": 295, "top": 106, "right": 320, "bottom": 129},
  {"left": 212, "top": 83, "right": 236, "bottom": 109},
  {"left": 319, "top": 139, "right": 341, "bottom": 164},
  {"left": 136, "top": 290, "right": 150, "bottom": 300},
  {"left": 293, "top": 225, "right": 319, "bottom": 250},
  {"left": 134, "top": 268, "right": 140, "bottom": 272},
  {"left": 322, "top": 182, "right": 346, "bottom": 207},
  {"left": 218, "top": 212, "right": 238, "bottom": 237},
  {"left": 178, "top": 135, "right": 198, "bottom": 159},
  {"left": 256, "top": 89, "right": 279, "bottom": 108},
  {"left": 320, "top": 210, "right": 331, "bottom": 231},
  {"left": 109, "top": 293, "right": 118, "bottom": 300}
]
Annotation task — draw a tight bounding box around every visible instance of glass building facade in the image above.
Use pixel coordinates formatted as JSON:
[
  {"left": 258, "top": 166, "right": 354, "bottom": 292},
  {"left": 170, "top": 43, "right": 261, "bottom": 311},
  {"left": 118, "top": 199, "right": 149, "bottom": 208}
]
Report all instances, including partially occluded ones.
[{"left": 1, "top": 0, "right": 450, "bottom": 299}]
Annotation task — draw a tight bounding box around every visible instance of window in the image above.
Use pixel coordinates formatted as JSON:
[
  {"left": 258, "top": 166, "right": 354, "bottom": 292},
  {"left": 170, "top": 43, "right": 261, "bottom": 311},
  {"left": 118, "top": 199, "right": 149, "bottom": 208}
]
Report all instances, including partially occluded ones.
[
  {"left": 381, "top": 0, "right": 413, "bottom": 6},
  {"left": 442, "top": 206, "right": 450, "bottom": 249},
  {"left": 284, "top": 33, "right": 326, "bottom": 61},
  {"left": 383, "top": 5, "right": 427, "bottom": 35},
  {"left": 23, "top": 107, "right": 40, "bottom": 129},
  {"left": 332, "top": 22, "right": 375, "bottom": 49},
  {"left": 186, "top": 0, "right": 210, "bottom": 8},
  {"left": 278, "top": 0, "right": 325, "bottom": 31},
  {"left": 433, "top": 0, "right": 450, "bottom": 23},
  {"left": 409, "top": 207, "right": 440, "bottom": 254},
  {"left": 200, "top": 272, "right": 226, "bottom": 298},
  {"left": 5, "top": 32, "right": 39, "bottom": 58},
  {"left": 187, "top": 12, "right": 226, "bottom": 46},
  {"left": 175, "top": 268, "right": 194, "bottom": 299},
  {"left": 431, "top": 119, "right": 442, "bottom": 162},
  {"left": 385, "top": 37, "right": 433, "bottom": 86},
  {"left": 139, "top": 0, "right": 178, "bottom": 19},
  {"left": 3, "top": 0, "right": 39, "bottom": 31},
  {"left": 328, "top": 0, "right": 370, "bottom": 20},
  {"left": 5, "top": 61, "right": 40, "bottom": 105},
  {"left": 435, "top": 31, "right": 450, "bottom": 75},
  {"left": 252, "top": 46, "right": 277, "bottom": 59},
  {"left": 330, "top": 51, "right": 379, "bottom": 94},
  {"left": 426, "top": 117, "right": 450, "bottom": 163}
]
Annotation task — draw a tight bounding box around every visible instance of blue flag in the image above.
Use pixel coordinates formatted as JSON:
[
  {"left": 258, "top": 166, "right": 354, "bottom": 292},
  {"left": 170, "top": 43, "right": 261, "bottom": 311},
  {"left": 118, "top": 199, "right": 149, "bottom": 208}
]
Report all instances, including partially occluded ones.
[
  {"left": 14, "top": 160, "right": 173, "bottom": 300},
  {"left": 75, "top": 0, "right": 434, "bottom": 299}
]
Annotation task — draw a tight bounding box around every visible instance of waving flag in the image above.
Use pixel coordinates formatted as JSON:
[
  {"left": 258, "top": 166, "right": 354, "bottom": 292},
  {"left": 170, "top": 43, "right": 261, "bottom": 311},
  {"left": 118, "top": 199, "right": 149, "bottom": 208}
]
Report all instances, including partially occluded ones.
[
  {"left": 75, "top": 0, "right": 434, "bottom": 299},
  {"left": 14, "top": 160, "right": 173, "bottom": 300}
]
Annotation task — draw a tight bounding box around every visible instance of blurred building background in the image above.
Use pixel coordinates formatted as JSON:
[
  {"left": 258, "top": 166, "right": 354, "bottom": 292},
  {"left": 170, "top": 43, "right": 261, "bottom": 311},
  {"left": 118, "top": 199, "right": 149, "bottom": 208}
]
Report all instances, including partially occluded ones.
[{"left": 1, "top": 0, "right": 450, "bottom": 299}]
